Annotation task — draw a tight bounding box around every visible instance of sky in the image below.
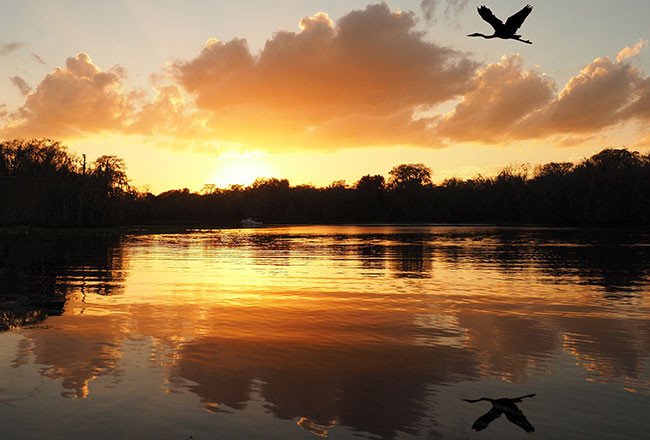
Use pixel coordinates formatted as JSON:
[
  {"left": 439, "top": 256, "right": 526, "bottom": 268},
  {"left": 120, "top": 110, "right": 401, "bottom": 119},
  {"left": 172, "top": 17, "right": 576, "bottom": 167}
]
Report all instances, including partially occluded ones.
[{"left": 1, "top": 0, "right": 649, "bottom": 193}]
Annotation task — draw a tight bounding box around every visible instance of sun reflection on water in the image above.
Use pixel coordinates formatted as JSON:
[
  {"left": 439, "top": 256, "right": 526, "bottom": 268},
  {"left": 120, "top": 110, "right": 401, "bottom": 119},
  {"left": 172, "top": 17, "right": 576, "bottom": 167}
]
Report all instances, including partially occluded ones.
[{"left": 1, "top": 226, "right": 650, "bottom": 439}]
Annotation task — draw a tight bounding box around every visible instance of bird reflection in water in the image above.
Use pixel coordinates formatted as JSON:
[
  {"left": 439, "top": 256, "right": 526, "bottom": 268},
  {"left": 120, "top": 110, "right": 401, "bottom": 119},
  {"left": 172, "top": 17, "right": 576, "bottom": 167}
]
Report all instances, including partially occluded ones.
[{"left": 462, "top": 393, "right": 536, "bottom": 433}]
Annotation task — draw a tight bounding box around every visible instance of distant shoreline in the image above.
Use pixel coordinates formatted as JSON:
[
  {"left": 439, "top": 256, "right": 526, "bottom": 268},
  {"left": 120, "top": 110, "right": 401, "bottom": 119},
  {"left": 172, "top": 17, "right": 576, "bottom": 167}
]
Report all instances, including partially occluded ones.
[
  {"left": 3, "top": 139, "right": 650, "bottom": 228},
  {"left": 2, "top": 222, "right": 649, "bottom": 235}
]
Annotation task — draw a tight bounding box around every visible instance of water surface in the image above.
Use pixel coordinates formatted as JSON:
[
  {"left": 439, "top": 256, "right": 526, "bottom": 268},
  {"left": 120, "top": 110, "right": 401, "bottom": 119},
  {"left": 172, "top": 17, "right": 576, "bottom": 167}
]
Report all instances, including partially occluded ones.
[{"left": 1, "top": 226, "right": 649, "bottom": 439}]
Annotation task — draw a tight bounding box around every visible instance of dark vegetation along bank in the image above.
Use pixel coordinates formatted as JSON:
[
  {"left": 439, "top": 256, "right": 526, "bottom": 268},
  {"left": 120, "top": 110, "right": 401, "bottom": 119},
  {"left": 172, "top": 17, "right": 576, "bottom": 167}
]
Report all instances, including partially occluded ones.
[{"left": 2, "top": 138, "right": 650, "bottom": 227}]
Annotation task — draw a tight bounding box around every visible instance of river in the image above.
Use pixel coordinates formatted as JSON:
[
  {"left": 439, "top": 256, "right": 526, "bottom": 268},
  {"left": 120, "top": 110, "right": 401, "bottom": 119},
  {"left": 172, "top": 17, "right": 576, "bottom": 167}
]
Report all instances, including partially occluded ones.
[{"left": 1, "top": 226, "right": 649, "bottom": 439}]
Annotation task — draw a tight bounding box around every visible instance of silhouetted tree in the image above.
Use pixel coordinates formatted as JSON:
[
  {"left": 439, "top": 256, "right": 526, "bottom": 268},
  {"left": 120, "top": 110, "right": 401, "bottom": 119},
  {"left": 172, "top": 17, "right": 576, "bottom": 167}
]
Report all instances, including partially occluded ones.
[
  {"left": 3, "top": 139, "right": 650, "bottom": 227},
  {"left": 200, "top": 184, "right": 218, "bottom": 195},
  {"left": 0, "top": 139, "right": 134, "bottom": 226},
  {"left": 534, "top": 162, "right": 573, "bottom": 179},
  {"left": 530, "top": 162, "right": 574, "bottom": 223},
  {"left": 491, "top": 165, "right": 530, "bottom": 222},
  {"left": 250, "top": 177, "right": 290, "bottom": 191},
  {"left": 0, "top": 138, "right": 78, "bottom": 177},
  {"left": 353, "top": 175, "right": 386, "bottom": 222},
  {"left": 388, "top": 163, "right": 432, "bottom": 190},
  {"left": 90, "top": 155, "right": 129, "bottom": 196},
  {"left": 355, "top": 174, "right": 386, "bottom": 192}
]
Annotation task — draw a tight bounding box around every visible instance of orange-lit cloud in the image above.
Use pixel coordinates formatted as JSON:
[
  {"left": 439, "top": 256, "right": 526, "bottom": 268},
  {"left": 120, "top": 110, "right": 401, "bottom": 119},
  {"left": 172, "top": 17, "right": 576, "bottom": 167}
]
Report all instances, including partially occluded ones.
[
  {"left": 616, "top": 39, "right": 648, "bottom": 63},
  {"left": 436, "top": 55, "right": 555, "bottom": 142},
  {"left": 2, "top": 6, "right": 650, "bottom": 151},
  {"left": 127, "top": 84, "right": 208, "bottom": 138},
  {"left": 172, "top": 3, "right": 477, "bottom": 148},
  {"left": 523, "top": 56, "right": 644, "bottom": 135},
  {"left": 438, "top": 45, "right": 650, "bottom": 143},
  {"left": 2, "top": 53, "right": 134, "bottom": 138},
  {"left": 623, "top": 76, "right": 650, "bottom": 122}
]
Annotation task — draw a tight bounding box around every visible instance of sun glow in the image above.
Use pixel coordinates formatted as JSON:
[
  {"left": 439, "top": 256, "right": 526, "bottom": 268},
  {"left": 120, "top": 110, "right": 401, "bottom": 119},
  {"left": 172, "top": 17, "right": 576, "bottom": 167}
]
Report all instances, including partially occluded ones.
[{"left": 209, "top": 151, "right": 279, "bottom": 188}]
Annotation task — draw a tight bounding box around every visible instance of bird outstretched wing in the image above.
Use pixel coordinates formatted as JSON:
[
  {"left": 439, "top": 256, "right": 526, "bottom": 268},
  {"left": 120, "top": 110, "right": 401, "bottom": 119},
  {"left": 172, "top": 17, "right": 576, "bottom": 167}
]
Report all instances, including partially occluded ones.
[
  {"left": 477, "top": 6, "right": 503, "bottom": 31},
  {"left": 505, "top": 4, "right": 533, "bottom": 33},
  {"left": 503, "top": 405, "right": 535, "bottom": 433},
  {"left": 471, "top": 408, "right": 502, "bottom": 432}
]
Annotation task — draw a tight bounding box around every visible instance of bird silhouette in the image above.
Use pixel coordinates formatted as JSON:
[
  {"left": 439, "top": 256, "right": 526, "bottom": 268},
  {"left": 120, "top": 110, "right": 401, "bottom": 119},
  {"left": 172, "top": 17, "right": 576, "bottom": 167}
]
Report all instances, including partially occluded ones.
[
  {"left": 468, "top": 4, "right": 533, "bottom": 44},
  {"left": 462, "top": 393, "right": 536, "bottom": 433}
]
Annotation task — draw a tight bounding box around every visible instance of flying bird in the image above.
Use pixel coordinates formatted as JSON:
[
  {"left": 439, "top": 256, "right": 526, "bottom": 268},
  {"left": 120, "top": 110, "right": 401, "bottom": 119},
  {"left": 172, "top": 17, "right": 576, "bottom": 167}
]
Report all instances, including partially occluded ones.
[
  {"left": 462, "top": 394, "right": 536, "bottom": 433},
  {"left": 468, "top": 4, "right": 534, "bottom": 44}
]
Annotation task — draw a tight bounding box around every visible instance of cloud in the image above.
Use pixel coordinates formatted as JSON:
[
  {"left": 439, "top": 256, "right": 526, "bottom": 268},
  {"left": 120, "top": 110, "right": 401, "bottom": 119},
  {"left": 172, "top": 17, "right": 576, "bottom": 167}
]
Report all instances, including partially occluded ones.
[
  {"left": 420, "top": 0, "right": 469, "bottom": 24},
  {"left": 128, "top": 84, "right": 210, "bottom": 138},
  {"left": 420, "top": 0, "right": 439, "bottom": 23},
  {"left": 623, "top": 77, "right": 650, "bottom": 122},
  {"left": 10, "top": 76, "right": 32, "bottom": 96},
  {"left": 1, "top": 53, "right": 134, "bottom": 138},
  {"left": 437, "top": 43, "right": 650, "bottom": 143},
  {"left": 31, "top": 52, "right": 47, "bottom": 66},
  {"left": 3, "top": 11, "right": 649, "bottom": 151},
  {"left": 437, "top": 55, "right": 555, "bottom": 142},
  {"left": 521, "top": 55, "right": 647, "bottom": 136},
  {"left": 616, "top": 39, "right": 648, "bottom": 63},
  {"left": 0, "top": 41, "right": 24, "bottom": 55},
  {"left": 172, "top": 3, "right": 477, "bottom": 149}
]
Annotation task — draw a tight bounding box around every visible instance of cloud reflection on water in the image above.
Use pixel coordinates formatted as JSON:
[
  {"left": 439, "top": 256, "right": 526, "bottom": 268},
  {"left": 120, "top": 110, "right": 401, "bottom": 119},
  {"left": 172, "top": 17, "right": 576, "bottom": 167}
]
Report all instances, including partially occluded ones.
[{"left": 2, "top": 226, "right": 650, "bottom": 438}]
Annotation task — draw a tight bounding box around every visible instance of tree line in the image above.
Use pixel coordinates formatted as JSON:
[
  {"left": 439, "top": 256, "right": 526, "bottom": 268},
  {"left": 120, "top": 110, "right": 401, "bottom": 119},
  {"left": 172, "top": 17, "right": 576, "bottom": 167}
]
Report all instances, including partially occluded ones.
[{"left": 2, "top": 138, "right": 650, "bottom": 227}]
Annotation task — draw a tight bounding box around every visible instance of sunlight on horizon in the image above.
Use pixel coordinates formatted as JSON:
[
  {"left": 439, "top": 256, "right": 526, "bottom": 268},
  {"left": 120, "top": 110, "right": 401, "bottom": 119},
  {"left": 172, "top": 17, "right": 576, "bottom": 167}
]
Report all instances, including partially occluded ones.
[
  {"left": 208, "top": 152, "right": 280, "bottom": 188},
  {"left": 1, "top": 1, "right": 649, "bottom": 193}
]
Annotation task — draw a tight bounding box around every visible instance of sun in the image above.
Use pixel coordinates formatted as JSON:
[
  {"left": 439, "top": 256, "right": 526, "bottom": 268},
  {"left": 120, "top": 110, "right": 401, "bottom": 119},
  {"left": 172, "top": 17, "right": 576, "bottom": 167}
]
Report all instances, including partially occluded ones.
[{"left": 208, "top": 152, "right": 279, "bottom": 188}]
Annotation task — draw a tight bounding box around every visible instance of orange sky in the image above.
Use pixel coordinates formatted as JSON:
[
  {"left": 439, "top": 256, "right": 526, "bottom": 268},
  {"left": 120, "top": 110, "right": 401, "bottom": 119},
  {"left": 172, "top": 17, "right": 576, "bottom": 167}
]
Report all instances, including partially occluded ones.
[{"left": 1, "top": 1, "right": 649, "bottom": 192}]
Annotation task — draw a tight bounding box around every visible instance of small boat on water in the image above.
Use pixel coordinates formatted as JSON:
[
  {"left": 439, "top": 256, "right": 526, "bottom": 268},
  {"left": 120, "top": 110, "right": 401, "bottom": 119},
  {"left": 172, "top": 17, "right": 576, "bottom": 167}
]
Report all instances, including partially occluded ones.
[{"left": 240, "top": 217, "right": 263, "bottom": 227}]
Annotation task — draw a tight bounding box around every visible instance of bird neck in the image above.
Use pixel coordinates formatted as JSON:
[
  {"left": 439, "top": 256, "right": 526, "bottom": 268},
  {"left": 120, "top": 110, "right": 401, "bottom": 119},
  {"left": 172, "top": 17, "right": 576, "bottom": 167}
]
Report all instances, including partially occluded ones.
[{"left": 467, "top": 33, "right": 495, "bottom": 39}]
